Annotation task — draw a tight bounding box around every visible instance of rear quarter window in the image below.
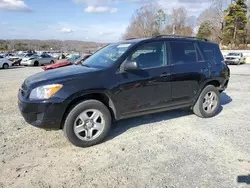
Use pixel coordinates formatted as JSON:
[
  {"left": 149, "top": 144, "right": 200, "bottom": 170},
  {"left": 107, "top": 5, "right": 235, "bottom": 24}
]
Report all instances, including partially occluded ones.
[{"left": 198, "top": 42, "right": 223, "bottom": 63}]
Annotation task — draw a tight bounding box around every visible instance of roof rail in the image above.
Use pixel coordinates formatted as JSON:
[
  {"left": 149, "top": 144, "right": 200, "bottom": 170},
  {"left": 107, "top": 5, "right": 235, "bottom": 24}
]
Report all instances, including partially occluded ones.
[
  {"left": 155, "top": 35, "right": 208, "bottom": 41},
  {"left": 125, "top": 38, "right": 138, "bottom": 40}
]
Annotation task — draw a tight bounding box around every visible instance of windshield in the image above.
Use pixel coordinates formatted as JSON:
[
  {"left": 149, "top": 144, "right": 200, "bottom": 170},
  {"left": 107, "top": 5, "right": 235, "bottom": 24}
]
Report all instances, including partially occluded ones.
[
  {"left": 83, "top": 43, "right": 133, "bottom": 68},
  {"left": 68, "top": 55, "right": 81, "bottom": 63},
  {"left": 228, "top": 53, "right": 240, "bottom": 56}
]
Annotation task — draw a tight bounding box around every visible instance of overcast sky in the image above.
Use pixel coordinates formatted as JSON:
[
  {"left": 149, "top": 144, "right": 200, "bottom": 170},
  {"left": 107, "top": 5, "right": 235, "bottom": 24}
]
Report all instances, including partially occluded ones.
[{"left": 0, "top": 0, "right": 218, "bottom": 42}]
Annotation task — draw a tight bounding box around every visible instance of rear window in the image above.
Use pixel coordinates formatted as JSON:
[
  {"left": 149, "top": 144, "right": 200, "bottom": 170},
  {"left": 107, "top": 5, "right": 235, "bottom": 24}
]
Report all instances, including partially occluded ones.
[
  {"left": 199, "top": 42, "right": 223, "bottom": 62},
  {"left": 170, "top": 41, "right": 198, "bottom": 64}
]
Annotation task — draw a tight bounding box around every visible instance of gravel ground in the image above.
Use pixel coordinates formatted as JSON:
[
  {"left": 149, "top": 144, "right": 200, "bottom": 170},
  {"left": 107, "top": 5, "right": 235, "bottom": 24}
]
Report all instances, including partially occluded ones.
[{"left": 0, "top": 65, "right": 250, "bottom": 188}]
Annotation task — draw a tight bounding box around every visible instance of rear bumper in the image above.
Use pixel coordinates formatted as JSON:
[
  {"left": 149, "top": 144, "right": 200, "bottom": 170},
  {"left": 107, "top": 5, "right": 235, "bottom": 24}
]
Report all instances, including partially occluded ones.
[
  {"left": 18, "top": 91, "right": 65, "bottom": 130},
  {"left": 219, "top": 79, "right": 229, "bottom": 91}
]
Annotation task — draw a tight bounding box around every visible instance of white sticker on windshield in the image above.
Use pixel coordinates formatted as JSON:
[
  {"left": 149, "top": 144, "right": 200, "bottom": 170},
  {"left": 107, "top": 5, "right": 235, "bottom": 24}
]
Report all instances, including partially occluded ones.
[{"left": 118, "top": 44, "right": 131, "bottom": 48}]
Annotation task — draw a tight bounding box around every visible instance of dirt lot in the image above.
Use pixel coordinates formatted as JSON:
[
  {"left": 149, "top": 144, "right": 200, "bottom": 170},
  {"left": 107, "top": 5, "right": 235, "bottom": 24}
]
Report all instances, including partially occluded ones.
[{"left": 0, "top": 65, "right": 250, "bottom": 188}]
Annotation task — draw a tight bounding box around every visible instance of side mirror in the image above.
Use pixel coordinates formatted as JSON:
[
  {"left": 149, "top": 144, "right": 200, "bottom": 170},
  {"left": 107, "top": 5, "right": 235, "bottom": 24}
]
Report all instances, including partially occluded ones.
[{"left": 124, "top": 61, "right": 139, "bottom": 71}]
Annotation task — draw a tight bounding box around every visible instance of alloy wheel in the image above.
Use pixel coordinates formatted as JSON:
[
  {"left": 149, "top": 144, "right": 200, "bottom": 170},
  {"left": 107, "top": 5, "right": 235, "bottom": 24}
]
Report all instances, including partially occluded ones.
[
  {"left": 203, "top": 91, "right": 218, "bottom": 113},
  {"left": 74, "top": 109, "right": 105, "bottom": 141}
]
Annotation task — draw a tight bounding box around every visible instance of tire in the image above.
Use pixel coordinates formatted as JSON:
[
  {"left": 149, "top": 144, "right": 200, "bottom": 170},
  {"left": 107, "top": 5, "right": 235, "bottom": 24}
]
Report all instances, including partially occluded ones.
[
  {"left": 2, "top": 63, "right": 9, "bottom": 69},
  {"left": 193, "top": 85, "right": 220, "bottom": 118},
  {"left": 50, "top": 60, "right": 54, "bottom": 64},
  {"left": 63, "top": 100, "right": 111, "bottom": 147},
  {"left": 34, "top": 61, "right": 39, "bottom": 66}
]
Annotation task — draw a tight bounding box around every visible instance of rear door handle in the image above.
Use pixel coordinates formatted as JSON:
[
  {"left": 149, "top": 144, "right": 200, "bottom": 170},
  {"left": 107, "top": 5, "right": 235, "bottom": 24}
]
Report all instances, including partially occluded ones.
[
  {"left": 201, "top": 68, "right": 209, "bottom": 72},
  {"left": 160, "top": 72, "right": 170, "bottom": 77}
]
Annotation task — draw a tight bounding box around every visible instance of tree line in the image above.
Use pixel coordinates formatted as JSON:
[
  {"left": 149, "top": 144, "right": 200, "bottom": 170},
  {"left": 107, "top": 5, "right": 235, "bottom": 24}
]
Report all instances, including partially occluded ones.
[
  {"left": 123, "top": 0, "right": 250, "bottom": 49},
  {"left": 0, "top": 39, "right": 103, "bottom": 52}
]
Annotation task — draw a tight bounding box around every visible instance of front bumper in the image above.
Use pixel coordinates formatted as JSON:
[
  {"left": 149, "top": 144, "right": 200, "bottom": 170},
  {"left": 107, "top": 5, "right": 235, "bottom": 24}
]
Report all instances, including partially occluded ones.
[
  {"left": 225, "top": 60, "right": 240, "bottom": 65},
  {"left": 21, "top": 61, "right": 33, "bottom": 66},
  {"left": 18, "top": 90, "right": 65, "bottom": 130}
]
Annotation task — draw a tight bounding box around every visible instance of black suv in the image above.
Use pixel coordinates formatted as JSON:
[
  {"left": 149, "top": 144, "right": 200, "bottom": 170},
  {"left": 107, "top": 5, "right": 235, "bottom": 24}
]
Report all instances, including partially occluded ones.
[{"left": 18, "top": 36, "right": 230, "bottom": 147}]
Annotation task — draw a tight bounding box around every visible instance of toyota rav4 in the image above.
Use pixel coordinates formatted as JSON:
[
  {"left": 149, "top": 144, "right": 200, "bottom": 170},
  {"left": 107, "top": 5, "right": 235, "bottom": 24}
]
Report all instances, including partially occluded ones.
[{"left": 18, "top": 36, "right": 230, "bottom": 147}]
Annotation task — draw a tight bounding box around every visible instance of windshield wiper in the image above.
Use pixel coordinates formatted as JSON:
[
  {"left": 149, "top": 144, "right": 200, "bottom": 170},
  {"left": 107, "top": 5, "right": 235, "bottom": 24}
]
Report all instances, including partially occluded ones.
[{"left": 81, "top": 64, "right": 91, "bottom": 68}]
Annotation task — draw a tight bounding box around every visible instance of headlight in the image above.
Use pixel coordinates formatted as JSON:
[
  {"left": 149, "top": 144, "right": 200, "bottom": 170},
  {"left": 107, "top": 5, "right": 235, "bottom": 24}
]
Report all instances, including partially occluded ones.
[{"left": 29, "top": 84, "right": 63, "bottom": 100}]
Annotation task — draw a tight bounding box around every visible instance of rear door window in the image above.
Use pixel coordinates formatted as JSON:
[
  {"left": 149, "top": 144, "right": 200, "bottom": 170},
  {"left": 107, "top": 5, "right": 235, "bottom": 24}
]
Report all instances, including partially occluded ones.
[{"left": 169, "top": 41, "right": 198, "bottom": 64}]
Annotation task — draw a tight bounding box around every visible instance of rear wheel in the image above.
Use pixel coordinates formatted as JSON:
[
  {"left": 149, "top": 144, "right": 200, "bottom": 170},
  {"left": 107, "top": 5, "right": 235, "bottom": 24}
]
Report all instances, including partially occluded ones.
[
  {"left": 34, "top": 61, "right": 39, "bottom": 66},
  {"left": 2, "top": 63, "right": 9, "bottom": 69},
  {"left": 63, "top": 100, "right": 111, "bottom": 147},
  {"left": 193, "top": 85, "right": 220, "bottom": 118}
]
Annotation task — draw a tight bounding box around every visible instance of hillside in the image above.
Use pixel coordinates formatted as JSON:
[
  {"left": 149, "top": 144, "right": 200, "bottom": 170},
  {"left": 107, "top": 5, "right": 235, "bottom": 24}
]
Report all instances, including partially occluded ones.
[{"left": 0, "top": 39, "right": 106, "bottom": 52}]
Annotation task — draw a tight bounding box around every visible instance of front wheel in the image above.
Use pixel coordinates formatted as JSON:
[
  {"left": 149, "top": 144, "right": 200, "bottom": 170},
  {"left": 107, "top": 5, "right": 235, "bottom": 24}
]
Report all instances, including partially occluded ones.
[
  {"left": 50, "top": 60, "right": 54, "bottom": 64},
  {"left": 193, "top": 85, "right": 220, "bottom": 118},
  {"left": 2, "top": 63, "right": 9, "bottom": 69},
  {"left": 34, "top": 61, "right": 39, "bottom": 66},
  {"left": 63, "top": 100, "right": 111, "bottom": 147}
]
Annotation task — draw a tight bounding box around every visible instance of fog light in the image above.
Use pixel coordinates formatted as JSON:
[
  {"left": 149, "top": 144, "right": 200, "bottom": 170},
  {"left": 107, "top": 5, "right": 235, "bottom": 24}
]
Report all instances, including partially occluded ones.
[{"left": 35, "top": 112, "right": 44, "bottom": 124}]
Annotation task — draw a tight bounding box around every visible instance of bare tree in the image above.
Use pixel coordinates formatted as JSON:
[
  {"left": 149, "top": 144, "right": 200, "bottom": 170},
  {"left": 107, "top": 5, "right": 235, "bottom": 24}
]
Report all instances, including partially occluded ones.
[
  {"left": 123, "top": 4, "right": 163, "bottom": 39},
  {"left": 197, "top": 0, "right": 229, "bottom": 43},
  {"left": 162, "top": 7, "right": 193, "bottom": 36}
]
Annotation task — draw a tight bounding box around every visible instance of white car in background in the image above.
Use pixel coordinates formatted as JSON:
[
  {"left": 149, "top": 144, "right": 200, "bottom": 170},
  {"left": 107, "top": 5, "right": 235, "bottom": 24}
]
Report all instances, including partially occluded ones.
[
  {"left": 225, "top": 52, "right": 246, "bottom": 65},
  {"left": 21, "top": 54, "right": 55, "bottom": 66},
  {"left": 0, "top": 55, "right": 12, "bottom": 69}
]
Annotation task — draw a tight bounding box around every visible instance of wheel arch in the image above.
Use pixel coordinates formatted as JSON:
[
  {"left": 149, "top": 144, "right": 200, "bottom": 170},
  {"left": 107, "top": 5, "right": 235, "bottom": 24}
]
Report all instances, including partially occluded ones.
[
  {"left": 194, "top": 79, "right": 221, "bottom": 104},
  {"left": 203, "top": 80, "right": 220, "bottom": 88},
  {"left": 61, "top": 92, "right": 117, "bottom": 129}
]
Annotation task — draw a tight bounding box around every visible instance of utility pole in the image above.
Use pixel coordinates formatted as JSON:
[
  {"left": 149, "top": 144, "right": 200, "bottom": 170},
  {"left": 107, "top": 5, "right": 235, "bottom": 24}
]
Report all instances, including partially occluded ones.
[{"left": 173, "top": 25, "right": 176, "bottom": 35}]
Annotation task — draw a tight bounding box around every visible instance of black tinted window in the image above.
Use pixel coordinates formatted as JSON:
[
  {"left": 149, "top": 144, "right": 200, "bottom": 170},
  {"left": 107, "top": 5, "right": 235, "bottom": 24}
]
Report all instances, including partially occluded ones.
[
  {"left": 41, "top": 54, "right": 49, "bottom": 58},
  {"left": 170, "top": 41, "right": 197, "bottom": 64},
  {"left": 199, "top": 42, "right": 223, "bottom": 62},
  {"left": 128, "top": 42, "right": 165, "bottom": 69}
]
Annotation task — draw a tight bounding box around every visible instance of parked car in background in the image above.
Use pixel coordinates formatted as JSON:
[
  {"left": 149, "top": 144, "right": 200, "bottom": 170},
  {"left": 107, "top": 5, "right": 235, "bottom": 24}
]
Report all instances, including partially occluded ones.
[
  {"left": 21, "top": 54, "right": 55, "bottom": 66},
  {"left": 19, "top": 36, "right": 230, "bottom": 147},
  {"left": 225, "top": 52, "right": 246, "bottom": 65},
  {"left": 11, "top": 53, "right": 35, "bottom": 66},
  {"left": 0, "top": 55, "right": 12, "bottom": 69},
  {"left": 42, "top": 54, "right": 92, "bottom": 70}
]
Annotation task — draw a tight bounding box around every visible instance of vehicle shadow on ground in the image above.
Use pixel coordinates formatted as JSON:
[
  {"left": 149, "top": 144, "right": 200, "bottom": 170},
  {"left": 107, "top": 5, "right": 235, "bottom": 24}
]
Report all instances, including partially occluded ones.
[
  {"left": 9, "top": 66, "right": 25, "bottom": 69},
  {"left": 0, "top": 66, "right": 25, "bottom": 70},
  {"left": 215, "top": 92, "right": 233, "bottom": 116},
  {"left": 237, "top": 174, "right": 250, "bottom": 184},
  {"left": 107, "top": 92, "right": 232, "bottom": 141}
]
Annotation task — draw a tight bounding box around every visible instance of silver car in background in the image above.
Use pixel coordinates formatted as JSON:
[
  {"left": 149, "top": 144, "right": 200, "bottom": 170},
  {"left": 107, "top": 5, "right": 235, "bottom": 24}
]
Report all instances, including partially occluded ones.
[
  {"left": 225, "top": 52, "right": 246, "bottom": 65},
  {"left": 21, "top": 54, "right": 55, "bottom": 66}
]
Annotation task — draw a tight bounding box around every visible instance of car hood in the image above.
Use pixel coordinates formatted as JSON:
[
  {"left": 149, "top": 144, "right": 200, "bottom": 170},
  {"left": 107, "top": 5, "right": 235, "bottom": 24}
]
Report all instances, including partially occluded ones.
[
  {"left": 42, "top": 61, "right": 72, "bottom": 70},
  {"left": 22, "top": 57, "right": 35, "bottom": 61},
  {"left": 25, "top": 65, "right": 100, "bottom": 88},
  {"left": 225, "top": 56, "right": 240, "bottom": 58}
]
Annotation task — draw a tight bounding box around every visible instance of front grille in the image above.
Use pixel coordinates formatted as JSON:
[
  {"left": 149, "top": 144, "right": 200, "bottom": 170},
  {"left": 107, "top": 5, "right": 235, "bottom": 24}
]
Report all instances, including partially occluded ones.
[{"left": 226, "top": 57, "right": 235, "bottom": 60}]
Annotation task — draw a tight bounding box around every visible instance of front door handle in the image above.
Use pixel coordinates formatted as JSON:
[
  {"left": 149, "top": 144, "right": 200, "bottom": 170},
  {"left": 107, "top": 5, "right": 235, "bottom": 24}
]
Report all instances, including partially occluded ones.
[{"left": 160, "top": 72, "right": 170, "bottom": 77}]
